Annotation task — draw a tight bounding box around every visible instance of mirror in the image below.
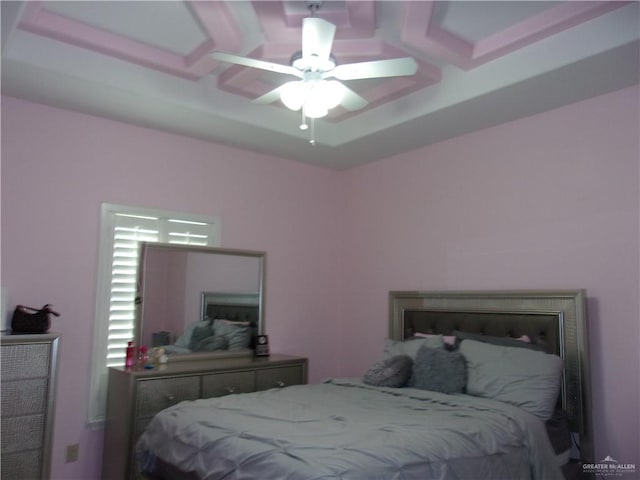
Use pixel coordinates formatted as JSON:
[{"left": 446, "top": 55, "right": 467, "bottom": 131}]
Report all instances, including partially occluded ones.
[{"left": 136, "top": 243, "right": 265, "bottom": 361}]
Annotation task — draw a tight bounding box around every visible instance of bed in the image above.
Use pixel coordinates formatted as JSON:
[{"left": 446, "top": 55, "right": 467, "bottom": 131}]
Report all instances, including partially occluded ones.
[{"left": 136, "top": 290, "right": 592, "bottom": 480}]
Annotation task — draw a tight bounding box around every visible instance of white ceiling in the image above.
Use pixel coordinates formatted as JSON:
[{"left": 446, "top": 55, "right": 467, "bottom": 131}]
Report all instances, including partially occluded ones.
[{"left": 2, "top": 1, "right": 639, "bottom": 169}]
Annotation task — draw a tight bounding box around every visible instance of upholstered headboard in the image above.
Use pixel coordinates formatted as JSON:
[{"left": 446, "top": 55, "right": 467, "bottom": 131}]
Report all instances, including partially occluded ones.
[
  {"left": 389, "top": 290, "right": 592, "bottom": 462},
  {"left": 200, "top": 292, "right": 260, "bottom": 341},
  {"left": 204, "top": 304, "right": 259, "bottom": 326}
]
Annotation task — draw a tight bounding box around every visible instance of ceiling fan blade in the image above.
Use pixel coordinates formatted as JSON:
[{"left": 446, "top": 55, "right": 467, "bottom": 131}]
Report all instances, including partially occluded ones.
[
  {"left": 331, "top": 57, "right": 418, "bottom": 81},
  {"left": 253, "top": 86, "right": 285, "bottom": 105},
  {"left": 340, "top": 85, "right": 369, "bottom": 111},
  {"left": 302, "top": 17, "right": 336, "bottom": 61},
  {"left": 211, "top": 51, "right": 302, "bottom": 77}
]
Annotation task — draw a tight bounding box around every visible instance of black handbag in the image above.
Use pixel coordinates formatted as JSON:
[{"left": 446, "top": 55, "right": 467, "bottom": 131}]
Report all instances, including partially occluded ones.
[{"left": 11, "top": 304, "right": 60, "bottom": 333}]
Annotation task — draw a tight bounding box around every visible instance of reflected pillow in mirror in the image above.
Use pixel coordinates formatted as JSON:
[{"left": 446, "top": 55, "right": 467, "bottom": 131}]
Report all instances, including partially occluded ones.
[
  {"left": 194, "top": 335, "right": 229, "bottom": 352},
  {"left": 189, "top": 325, "right": 215, "bottom": 350},
  {"left": 363, "top": 355, "right": 413, "bottom": 388},
  {"left": 174, "top": 320, "right": 210, "bottom": 349},
  {"left": 213, "top": 319, "right": 251, "bottom": 350}
]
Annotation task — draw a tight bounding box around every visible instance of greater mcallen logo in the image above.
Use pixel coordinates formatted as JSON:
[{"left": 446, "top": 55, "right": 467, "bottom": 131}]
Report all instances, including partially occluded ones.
[{"left": 583, "top": 456, "right": 637, "bottom": 477}]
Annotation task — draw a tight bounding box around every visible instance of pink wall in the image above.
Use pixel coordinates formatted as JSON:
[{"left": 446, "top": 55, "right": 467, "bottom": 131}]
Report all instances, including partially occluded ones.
[
  {"left": 339, "top": 85, "right": 640, "bottom": 466},
  {"left": 0, "top": 96, "right": 344, "bottom": 479},
  {"left": 1, "top": 85, "right": 638, "bottom": 478}
]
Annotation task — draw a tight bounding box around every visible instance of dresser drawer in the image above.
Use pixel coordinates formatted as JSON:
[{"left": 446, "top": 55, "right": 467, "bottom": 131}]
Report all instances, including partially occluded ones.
[
  {"left": 1, "top": 414, "right": 45, "bottom": 454},
  {"left": 1, "top": 344, "right": 50, "bottom": 380},
  {"left": 256, "top": 366, "right": 304, "bottom": 391},
  {"left": 202, "top": 371, "right": 255, "bottom": 398},
  {"left": 0, "top": 450, "right": 41, "bottom": 480},
  {"left": 136, "top": 376, "right": 200, "bottom": 418},
  {"left": 1, "top": 379, "right": 48, "bottom": 417}
]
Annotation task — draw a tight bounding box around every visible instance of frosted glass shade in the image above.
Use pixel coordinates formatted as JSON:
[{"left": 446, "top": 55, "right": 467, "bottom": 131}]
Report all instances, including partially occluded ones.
[
  {"left": 280, "top": 81, "right": 308, "bottom": 111},
  {"left": 280, "top": 80, "right": 344, "bottom": 118}
]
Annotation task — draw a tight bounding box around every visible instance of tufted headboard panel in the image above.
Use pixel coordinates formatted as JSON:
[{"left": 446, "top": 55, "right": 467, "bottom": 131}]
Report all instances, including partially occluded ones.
[
  {"left": 402, "top": 310, "right": 559, "bottom": 354},
  {"left": 205, "top": 304, "right": 259, "bottom": 327}
]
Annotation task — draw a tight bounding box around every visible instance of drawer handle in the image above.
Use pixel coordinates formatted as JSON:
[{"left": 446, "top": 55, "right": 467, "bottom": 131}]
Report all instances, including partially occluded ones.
[
  {"left": 165, "top": 393, "right": 175, "bottom": 401},
  {"left": 276, "top": 381, "right": 285, "bottom": 388},
  {"left": 225, "top": 386, "right": 237, "bottom": 394}
]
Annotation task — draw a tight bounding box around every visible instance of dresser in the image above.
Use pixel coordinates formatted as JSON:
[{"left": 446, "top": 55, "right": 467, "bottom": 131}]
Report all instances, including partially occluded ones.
[
  {"left": 0, "top": 333, "right": 60, "bottom": 480},
  {"left": 102, "top": 354, "right": 308, "bottom": 480}
]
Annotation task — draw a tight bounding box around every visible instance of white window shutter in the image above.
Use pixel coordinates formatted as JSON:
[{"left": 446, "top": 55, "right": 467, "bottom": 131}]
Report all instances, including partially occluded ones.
[
  {"left": 106, "top": 214, "right": 160, "bottom": 367},
  {"left": 88, "top": 204, "right": 220, "bottom": 424}
]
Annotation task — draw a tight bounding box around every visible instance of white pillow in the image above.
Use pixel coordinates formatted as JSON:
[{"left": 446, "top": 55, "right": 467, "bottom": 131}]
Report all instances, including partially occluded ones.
[
  {"left": 383, "top": 336, "right": 444, "bottom": 360},
  {"left": 459, "top": 339, "right": 563, "bottom": 420}
]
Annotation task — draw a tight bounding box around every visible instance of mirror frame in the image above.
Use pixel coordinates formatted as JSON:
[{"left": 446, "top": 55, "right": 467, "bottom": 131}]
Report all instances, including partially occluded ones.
[{"left": 135, "top": 242, "right": 266, "bottom": 362}]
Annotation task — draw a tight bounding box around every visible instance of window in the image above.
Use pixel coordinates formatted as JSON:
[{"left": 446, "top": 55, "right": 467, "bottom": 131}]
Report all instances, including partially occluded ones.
[{"left": 88, "top": 203, "right": 220, "bottom": 424}]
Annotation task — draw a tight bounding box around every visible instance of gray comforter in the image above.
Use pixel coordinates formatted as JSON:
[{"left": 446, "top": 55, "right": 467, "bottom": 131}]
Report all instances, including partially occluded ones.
[{"left": 137, "top": 378, "right": 563, "bottom": 480}]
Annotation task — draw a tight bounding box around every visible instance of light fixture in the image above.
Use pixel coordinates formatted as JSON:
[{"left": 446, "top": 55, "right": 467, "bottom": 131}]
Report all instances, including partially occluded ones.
[
  {"left": 279, "top": 76, "right": 345, "bottom": 146},
  {"left": 279, "top": 77, "right": 344, "bottom": 119},
  {"left": 280, "top": 77, "right": 345, "bottom": 145},
  {"left": 211, "top": 0, "right": 418, "bottom": 147}
]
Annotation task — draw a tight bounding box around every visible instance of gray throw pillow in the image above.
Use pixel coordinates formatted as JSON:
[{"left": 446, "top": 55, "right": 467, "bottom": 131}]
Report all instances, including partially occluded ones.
[
  {"left": 409, "top": 344, "right": 467, "bottom": 394},
  {"left": 174, "top": 320, "right": 210, "bottom": 348},
  {"left": 213, "top": 319, "right": 250, "bottom": 350},
  {"left": 194, "top": 335, "right": 229, "bottom": 352},
  {"left": 363, "top": 355, "right": 413, "bottom": 388},
  {"left": 188, "top": 325, "right": 215, "bottom": 350}
]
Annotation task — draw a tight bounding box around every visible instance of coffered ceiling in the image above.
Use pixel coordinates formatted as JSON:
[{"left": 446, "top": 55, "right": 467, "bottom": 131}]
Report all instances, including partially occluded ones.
[{"left": 2, "top": 1, "right": 638, "bottom": 169}]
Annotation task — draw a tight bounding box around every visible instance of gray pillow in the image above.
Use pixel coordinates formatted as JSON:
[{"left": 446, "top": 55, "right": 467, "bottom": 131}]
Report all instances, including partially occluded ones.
[
  {"left": 213, "top": 319, "right": 250, "bottom": 351},
  {"left": 174, "top": 320, "right": 210, "bottom": 349},
  {"left": 188, "top": 325, "right": 215, "bottom": 350},
  {"left": 383, "top": 336, "right": 444, "bottom": 360},
  {"left": 460, "top": 339, "right": 563, "bottom": 420},
  {"left": 453, "top": 330, "right": 547, "bottom": 352},
  {"left": 409, "top": 344, "right": 466, "bottom": 394},
  {"left": 194, "top": 335, "right": 229, "bottom": 352},
  {"left": 363, "top": 355, "right": 413, "bottom": 388}
]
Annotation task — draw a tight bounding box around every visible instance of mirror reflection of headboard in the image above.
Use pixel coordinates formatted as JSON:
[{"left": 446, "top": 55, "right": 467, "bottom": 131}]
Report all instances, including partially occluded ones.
[
  {"left": 201, "top": 292, "right": 260, "bottom": 331},
  {"left": 136, "top": 243, "right": 265, "bottom": 361}
]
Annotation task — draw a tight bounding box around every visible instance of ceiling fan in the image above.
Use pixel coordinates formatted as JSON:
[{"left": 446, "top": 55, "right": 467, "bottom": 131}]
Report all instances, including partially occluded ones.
[{"left": 210, "top": 2, "right": 418, "bottom": 142}]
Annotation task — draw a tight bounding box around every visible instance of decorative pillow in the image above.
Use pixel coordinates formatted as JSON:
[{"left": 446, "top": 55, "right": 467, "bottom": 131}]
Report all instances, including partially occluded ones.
[
  {"left": 453, "top": 330, "right": 547, "bottom": 352},
  {"left": 173, "top": 320, "right": 210, "bottom": 349},
  {"left": 188, "top": 325, "right": 215, "bottom": 350},
  {"left": 383, "top": 336, "right": 444, "bottom": 360},
  {"left": 213, "top": 319, "right": 251, "bottom": 351},
  {"left": 194, "top": 335, "right": 229, "bottom": 352},
  {"left": 363, "top": 355, "right": 413, "bottom": 388},
  {"left": 409, "top": 344, "right": 466, "bottom": 394},
  {"left": 459, "top": 339, "right": 563, "bottom": 420}
]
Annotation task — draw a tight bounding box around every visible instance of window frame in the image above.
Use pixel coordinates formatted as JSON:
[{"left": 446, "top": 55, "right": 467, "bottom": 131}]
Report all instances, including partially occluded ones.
[{"left": 88, "top": 203, "right": 220, "bottom": 425}]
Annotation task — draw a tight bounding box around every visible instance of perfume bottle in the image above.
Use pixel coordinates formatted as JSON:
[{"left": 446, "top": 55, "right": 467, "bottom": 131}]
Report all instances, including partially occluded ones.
[{"left": 125, "top": 341, "right": 135, "bottom": 369}]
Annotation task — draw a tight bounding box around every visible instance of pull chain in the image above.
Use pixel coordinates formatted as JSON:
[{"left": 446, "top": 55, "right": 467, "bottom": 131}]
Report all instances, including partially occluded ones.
[{"left": 299, "top": 109, "right": 308, "bottom": 131}]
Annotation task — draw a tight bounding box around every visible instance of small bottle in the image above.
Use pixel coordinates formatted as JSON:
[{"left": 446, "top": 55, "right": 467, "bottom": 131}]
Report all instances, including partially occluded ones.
[
  {"left": 137, "top": 345, "right": 149, "bottom": 368},
  {"left": 125, "top": 341, "right": 135, "bottom": 369}
]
